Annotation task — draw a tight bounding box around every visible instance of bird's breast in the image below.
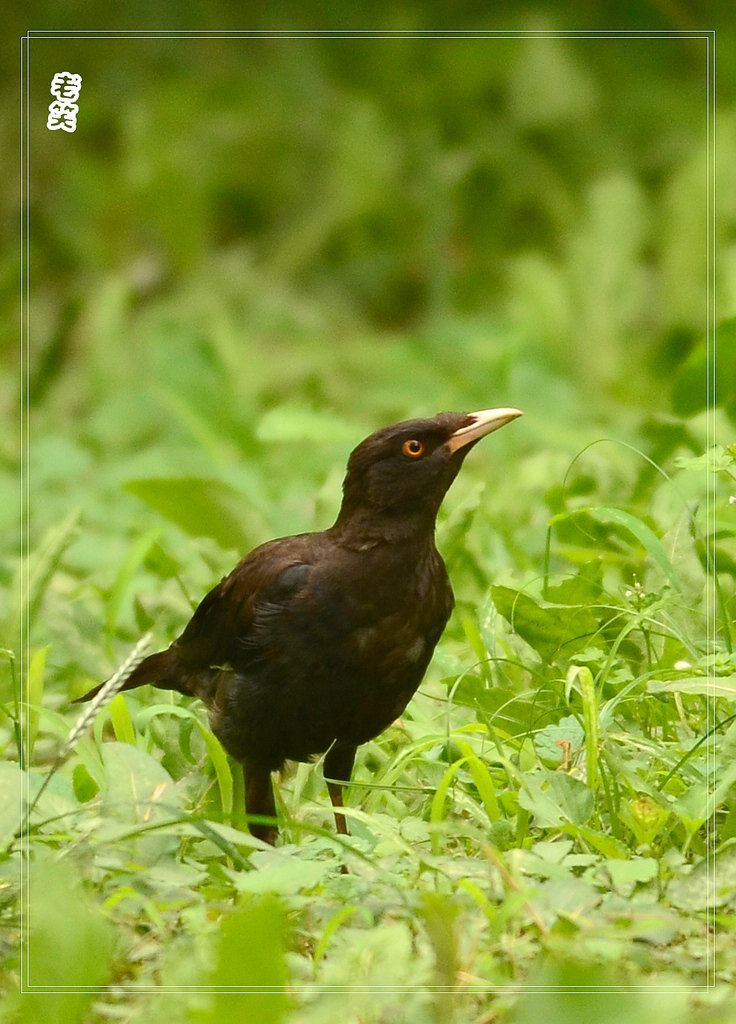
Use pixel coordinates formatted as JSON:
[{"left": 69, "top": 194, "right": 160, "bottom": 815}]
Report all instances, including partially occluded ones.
[{"left": 211, "top": 537, "right": 454, "bottom": 764}]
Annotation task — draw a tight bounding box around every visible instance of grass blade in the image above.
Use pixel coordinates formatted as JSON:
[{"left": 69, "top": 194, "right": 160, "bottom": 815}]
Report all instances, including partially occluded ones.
[{"left": 586, "top": 506, "right": 683, "bottom": 593}]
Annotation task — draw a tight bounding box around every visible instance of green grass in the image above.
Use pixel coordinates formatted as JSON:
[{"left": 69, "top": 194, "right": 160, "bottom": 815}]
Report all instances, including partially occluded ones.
[
  {"left": 4, "top": 304, "right": 734, "bottom": 1020},
  {"left": 3, "top": 12, "right": 736, "bottom": 1023}
]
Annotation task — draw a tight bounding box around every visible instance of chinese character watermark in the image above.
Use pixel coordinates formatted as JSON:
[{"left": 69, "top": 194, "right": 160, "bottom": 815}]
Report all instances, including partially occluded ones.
[{"left": 47, "top": 72, "right": 82, "bottom": 133}]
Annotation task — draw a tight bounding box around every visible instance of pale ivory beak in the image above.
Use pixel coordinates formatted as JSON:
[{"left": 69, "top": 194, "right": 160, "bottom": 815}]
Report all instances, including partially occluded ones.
[{"left": 445, "top": 407, "right": 523, "bottom": 453}]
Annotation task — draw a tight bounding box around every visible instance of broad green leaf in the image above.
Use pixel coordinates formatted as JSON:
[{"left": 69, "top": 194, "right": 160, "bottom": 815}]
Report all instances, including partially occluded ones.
[
  {"left": 533, "top": 714, "right": 584, "bottom": 765},
  {"left": 519, "top": 769, "right": 594, "bottom": 827},
  {"left": 492, "top": 586, "right": 599, "bottom": 662},
  {"left": 233, "top": 858, "right": 328, "bottom": 895},
  {"left": 101, "top": 742, "right": 180, "bottom": 865},
  {"left": 671, "top": 782, "right": 710, "bottom": 832},
  {"left": 648, "top": 675, "right": 736, "bottom": 697},
  {"left": 207, "top": 897, "right": 288, "bottom": 1023},
  {"left": 547, "top": 771, "right": 594, "bottom": 825},
  {"left": 668, "top": 842, "right": 736, "bottom": 910},
  {"left": 545, "top": 559, "right": 604, "bottom": 604},
  {"left": 21, "top": 859, "right": 115, "bottom": 1023},
  {"left": 561, "top": 823, "right": 630, "bottom": 859},
  {"left": 525, "top": 875, "right": 601, "bottom": 926},
  {"left": 125, "top": 476, "right": 256, "bottom": 549},
  {"left": 606, "top": 857, "right": 658, "bottom": 894},
  {"left": 18, "top": 768, "right": 80, "bottom": 837},
  {"left": 72, "top": 762, "right": 99, "bottom": 803},
  {"left": 101, "top": 741, "right": 178, "bottom": 816},
  {"left": 674, "top": 444, "right": 735, "bottom": 476}
]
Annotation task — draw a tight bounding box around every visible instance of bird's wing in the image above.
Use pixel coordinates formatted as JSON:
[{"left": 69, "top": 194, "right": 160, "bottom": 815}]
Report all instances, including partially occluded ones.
[{"left": 172, "top": 535, "right": 315, "bottom": 672}]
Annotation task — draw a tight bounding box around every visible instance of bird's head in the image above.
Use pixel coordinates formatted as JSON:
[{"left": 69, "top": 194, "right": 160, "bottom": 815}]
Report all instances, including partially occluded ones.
[{"left": 335, "top": 408, "right": 522, "bottom": 541}]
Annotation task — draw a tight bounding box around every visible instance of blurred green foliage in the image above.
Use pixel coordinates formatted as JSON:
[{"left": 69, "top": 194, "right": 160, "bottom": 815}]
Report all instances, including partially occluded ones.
[
  {"left": 3, "top": 7, "right": 732, "bottom": 555},
  {"left": 4, "top": 4, "right": 735, "bottom": 440}
]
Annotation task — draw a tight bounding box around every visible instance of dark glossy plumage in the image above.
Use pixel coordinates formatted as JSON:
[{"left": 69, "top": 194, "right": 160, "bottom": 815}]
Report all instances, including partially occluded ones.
[{"left": 76, "top": 408, "right": 521, "bottom": 844}]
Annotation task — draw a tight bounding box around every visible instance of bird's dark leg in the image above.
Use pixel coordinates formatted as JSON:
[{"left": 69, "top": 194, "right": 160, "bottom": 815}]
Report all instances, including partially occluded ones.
[
  {"left": 243, "top": 760, "right": 278, "bottom": 845},
  {"left": 323, "top": 741, "right": 357, "bottom": 836}
]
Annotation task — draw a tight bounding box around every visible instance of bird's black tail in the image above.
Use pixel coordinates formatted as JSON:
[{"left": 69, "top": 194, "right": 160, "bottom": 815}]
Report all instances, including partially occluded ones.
[{"left": 73, "top": 648, "right": 182, "bottom": 704}]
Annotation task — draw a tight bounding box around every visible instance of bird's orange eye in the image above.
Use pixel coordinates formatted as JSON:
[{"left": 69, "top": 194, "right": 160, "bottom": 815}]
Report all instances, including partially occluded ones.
[{"left": 402, "top": 438, "right": 425, "bottom": 458}]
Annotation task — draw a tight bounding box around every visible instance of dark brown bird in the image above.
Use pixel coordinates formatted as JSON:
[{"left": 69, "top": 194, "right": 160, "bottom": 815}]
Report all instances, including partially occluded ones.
[{"left": 76, "top": 408, "right": 521, "bottom": 845}]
